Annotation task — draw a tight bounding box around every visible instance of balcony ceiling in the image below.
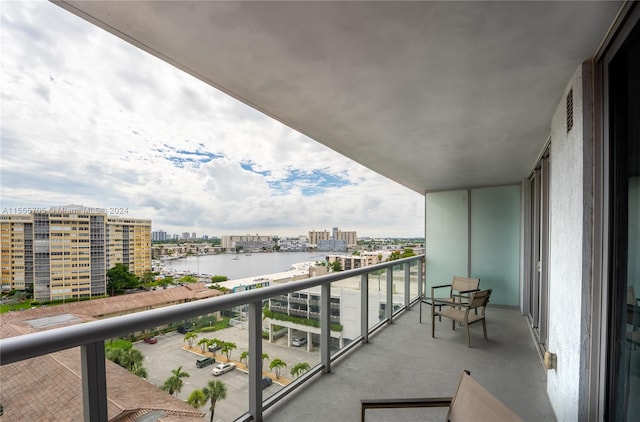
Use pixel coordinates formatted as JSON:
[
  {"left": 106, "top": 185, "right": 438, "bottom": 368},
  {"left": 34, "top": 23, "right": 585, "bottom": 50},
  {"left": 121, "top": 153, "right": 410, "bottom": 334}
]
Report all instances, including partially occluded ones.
[{"left": 54, "top": 1, "right": 622, "bottom": 193}]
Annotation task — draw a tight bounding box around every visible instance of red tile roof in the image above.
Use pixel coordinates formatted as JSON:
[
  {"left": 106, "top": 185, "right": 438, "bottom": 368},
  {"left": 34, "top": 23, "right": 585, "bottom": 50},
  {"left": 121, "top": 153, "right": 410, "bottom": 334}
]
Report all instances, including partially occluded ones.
[{"left": 0, "top": 285, "right": 221, "bottom": 421}]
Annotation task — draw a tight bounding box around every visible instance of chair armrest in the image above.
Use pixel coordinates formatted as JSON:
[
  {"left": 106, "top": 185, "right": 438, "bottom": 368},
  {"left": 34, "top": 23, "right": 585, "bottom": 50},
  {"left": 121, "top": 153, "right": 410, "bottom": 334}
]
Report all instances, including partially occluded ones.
[
  {"left": 452, "top": 289, "right": 480, "bottom": 303},
  {"left": 431, "top": 284, "right": 452, "bottom": 302},
  {"left": 429, "top": 284, "right": 453, "bottom": 304},
  {"left": 457, "top": 288, "right": 480, "bottom": 294},
  {"left": 361, "top": 397, "right": 453, "bottom": 422}
]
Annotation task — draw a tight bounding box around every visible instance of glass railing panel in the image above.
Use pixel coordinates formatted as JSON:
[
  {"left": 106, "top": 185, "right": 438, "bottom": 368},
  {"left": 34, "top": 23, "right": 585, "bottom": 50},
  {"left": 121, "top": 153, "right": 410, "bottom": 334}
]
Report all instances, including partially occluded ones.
[
  {"left": 368, "top": 267, "right": 387, "bottom": 329},
  {"left": 409, "top": 260, "right": 420, "bottom": 302},
  {"left": 391, "top": 264, "right": 405, "bottom": 314},
  {"left": 262, "top": 287, "right": 321, "bottom": 399},
  {"left": 0, "top": 256, "right": 425, "bottom": 422},
  {"left": 331, "top": 274, "right": 362, "bottom": 356},
  {"left": 130, "top": 308, "right": 249, "bottom": 422}
]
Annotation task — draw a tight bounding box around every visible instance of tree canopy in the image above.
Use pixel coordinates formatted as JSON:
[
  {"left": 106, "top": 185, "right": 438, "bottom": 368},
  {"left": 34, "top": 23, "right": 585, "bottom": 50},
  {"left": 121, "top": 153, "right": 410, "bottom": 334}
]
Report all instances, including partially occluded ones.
[
  {"left": 107, "top": 263, "right": 139, "bottom": 294},
  {"left": 269, "top": 358, "right": 287, "bottom": 378},
  {"left": 106, "top": 347, "right": 147, "bottom": 378},
  {"left": 220, "top": 341, "right": 236, "bottom": 360},
  {"left": 184, "top": 331, "right": 198, "bottom": 348},
  {"left": 290, "top": 362, "right": 311, "bottom": 378},
  {"left": 187, "top": 389, "right": 206, "bottom": 409},
  {"left": 202, "top": 380, "right": 227, "bottom": 422},
  {"left": 161, "top": 366, "right": 190, "bottom": 396}
]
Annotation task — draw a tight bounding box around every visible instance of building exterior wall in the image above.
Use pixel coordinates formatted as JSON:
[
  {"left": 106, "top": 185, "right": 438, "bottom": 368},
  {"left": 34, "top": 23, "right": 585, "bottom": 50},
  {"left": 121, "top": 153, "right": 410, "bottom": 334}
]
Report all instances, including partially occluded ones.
[
  {"left": 151, "top": 230, "right": 167, "bottom": 241},
  {"left": 546, "top": 63, "right": 590, "bottom": 422},
  {"left": 278, "top": 236, "right": 310, "bottom": 251},
  {"left": 326, "top": 254, "right": 381, "bottom": 270},
  {"left": 221, "top": 234, "right": 274, "bottom": 251},
  {"left": 308, "top": 230, "right": 331, "bottom": 246},
  {"left": 336, "top": 230, "right": 357, "bottom": 246},
  {"left": 309, "top": 229, "right": 358, "bottom": 247},
  {"left": 0, "top": 215, "right": 32, "bottom": 291},
  {"left": 1, "top": 212, "right": 150, "bottom": 301},
  {"left": 47, "top": 212, "right": 93, "bottom": 301}
]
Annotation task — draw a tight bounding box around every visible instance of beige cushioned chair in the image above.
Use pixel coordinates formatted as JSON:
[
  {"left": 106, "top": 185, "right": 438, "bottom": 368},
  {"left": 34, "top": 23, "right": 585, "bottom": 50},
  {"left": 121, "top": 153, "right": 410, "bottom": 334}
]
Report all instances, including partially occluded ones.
[
  {"left": 419, "top": 275, "right": 480, "bottom": 323},
  {"left": 361, "top": 370, "right": 523, "bottom": 421},
  {"left": 432, "top": 289, "right": 492, "bottom": 348}
]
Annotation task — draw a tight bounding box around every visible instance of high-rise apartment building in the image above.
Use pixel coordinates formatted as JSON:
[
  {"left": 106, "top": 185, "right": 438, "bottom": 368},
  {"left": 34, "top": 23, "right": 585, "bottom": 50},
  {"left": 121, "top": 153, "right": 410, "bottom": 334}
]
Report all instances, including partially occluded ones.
[
  {"left": 151, "top": 230, "right": 167, "bottom": 241},
  {"left": 0, "top": 208, "right": 151, "bottom": 302},
  {"left": 106, "top": 217, "right": 152, "bottom": 278},
  {"left": 308, "top": 227, "right": 358, "bottom": 248},
  {"left": 308, "top": 230, "right": 331, "bottom": 246},
  {"left": 0, "top": 215, "right": 32, "bottom": 292}
]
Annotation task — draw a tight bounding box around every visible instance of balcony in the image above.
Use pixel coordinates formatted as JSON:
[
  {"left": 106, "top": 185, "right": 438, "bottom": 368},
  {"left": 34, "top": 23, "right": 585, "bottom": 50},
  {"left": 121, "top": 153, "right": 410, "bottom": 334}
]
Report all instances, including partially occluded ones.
[
  {"left": 0, "top": 256, "right": 553, "bottom": 421},
  {"left": 265, "top": 305, "right": 554, "bottom": 421}
]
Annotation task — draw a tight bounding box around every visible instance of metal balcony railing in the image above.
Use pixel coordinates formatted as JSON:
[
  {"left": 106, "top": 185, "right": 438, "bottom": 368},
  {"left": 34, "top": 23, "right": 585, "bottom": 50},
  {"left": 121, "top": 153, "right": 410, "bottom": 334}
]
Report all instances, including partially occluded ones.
[{"left": 0, "top": 255, "right": 424, "bottom": 422}]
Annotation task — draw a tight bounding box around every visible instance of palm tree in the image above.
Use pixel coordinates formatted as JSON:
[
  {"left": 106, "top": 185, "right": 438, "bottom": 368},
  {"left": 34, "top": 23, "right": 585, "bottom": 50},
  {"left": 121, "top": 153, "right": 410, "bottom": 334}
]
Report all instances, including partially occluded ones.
[
  {"left": 197, "top": 337, "right": 209, "bottom": 353},
  {"left": 202, "top": 379, "right": 227, "bottom": 422},
  {"left": 161, "top": 366, "right": 190, "bottom": 396},
  {"left": 125, "top": 348, "right": 148, "bottom": 378},
  {"left": 220, "top": 341, "right": 236, "bottom": 361},
  {"left": 290, "top": 362, "right": 310, "bottom": 378},
  {"left": 261, "top": 353, "right": 269, "bottom": 371},
  {"left": 106, "top": 347, "right": 147, "bottom": 378},
  {"left": 239, "top": 350, "right": 248, "bottom": 365},
  {"left": 269, "top": 358, "right": 287, "bottom": 379},
  {"left": 184, "top": 331, "right": 198, "bottom": 348},
  {"left": 187, "top": 389, "right": 206, "bottom": 409},
  {"left": 207, "top": 338, "right": 223, "bottom": 354}
]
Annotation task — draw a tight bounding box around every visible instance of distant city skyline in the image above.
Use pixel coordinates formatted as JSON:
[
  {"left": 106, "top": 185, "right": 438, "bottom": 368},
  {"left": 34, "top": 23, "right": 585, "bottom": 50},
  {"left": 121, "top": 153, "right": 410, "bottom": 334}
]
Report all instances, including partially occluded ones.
[{"left": 0, "top": 2, "right": 424, "bottom": 238}]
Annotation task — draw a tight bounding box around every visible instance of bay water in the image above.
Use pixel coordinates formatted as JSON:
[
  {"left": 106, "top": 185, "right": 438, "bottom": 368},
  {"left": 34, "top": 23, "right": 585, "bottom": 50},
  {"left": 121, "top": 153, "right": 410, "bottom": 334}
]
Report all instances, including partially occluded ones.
[{"left": 161, "top": 252, "right": 329, "bottom": 280}]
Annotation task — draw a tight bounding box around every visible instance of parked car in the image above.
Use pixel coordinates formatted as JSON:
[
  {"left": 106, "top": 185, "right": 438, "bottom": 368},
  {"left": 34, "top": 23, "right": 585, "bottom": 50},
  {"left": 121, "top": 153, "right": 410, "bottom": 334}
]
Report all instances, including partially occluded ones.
[
  {"left": 292, "top": 336, "right": 307, "bottom": 347},
  {"left": 208, "top": 344, "right": 221, "bottom": 353},
  {"left": 261, "top": 377, "right": 273, "bottom": 389},
  {"left": 196, "top": 357, "right": 215, "bottom": 368},
  {"left": 143, "top": 336, "right": 157, "bottom": 344},
  {"left": 211, "top": 362, "right": 236, "bottom": 376},
  {"left": 177, "top": 325, "right": 193, "bottom": 334}
]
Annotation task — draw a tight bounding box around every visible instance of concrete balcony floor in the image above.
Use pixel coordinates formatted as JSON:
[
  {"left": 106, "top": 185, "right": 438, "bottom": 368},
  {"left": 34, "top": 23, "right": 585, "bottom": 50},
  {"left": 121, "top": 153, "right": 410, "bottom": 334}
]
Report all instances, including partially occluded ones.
[{"left": 265, "top": 305, "right": 556, "bottom": 421}]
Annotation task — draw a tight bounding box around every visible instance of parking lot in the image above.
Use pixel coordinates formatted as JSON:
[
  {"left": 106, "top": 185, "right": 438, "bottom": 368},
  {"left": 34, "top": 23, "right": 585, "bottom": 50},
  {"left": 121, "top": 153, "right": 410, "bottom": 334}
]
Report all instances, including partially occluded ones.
[{"left": 135, "top": 326, "right": 320, "bottom": 421}]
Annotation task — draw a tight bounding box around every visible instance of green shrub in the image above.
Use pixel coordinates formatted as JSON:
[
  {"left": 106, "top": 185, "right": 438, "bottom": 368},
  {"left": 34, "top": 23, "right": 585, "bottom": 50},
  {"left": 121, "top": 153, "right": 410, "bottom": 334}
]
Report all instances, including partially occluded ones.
[
  {"left": 105, "top": 339, "right": 133, "bottom": 351},
  {"left": 263, "top": 309, "right": 343, "bottom": 332}
]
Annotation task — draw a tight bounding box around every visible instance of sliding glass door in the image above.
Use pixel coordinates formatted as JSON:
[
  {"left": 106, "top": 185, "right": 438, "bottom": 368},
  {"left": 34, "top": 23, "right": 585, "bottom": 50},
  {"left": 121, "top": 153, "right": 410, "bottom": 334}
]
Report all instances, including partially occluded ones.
[
  {"left": 525, "top": 150, "right": 550, "bottom": 351},
  {"left": 603, "top": 7, "right": 639, "bottom": 419}
]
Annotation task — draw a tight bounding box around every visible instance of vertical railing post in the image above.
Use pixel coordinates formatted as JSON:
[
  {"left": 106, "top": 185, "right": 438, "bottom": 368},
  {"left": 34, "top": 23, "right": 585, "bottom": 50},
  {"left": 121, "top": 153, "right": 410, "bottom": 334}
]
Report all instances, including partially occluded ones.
[
  {"left": 386, "top": 267, "right": 393, "bottom": 323},
  {"left": 418, "top": 257, "right": 424, "bottom": 300},
  {"left": 81, "top": 341, "right": 108, "bottom": 422},
  {"left": 321, "top": 282, "right": 331, "bottom": 373},
  {"left": 404, "top": 262, "right": 410, "bottom": 308},
  {"left": 248, "top": 301, "right": 263, "bottom": 422},
  {"left": 361, "top": 273, "right": 369, "bottom": 343}
]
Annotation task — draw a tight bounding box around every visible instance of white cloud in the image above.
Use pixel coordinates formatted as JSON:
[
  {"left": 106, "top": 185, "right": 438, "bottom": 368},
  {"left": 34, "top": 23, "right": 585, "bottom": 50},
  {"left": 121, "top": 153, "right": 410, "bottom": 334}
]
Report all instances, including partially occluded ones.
[{"left": 0, "top": 1, "right": 424, "bottom": 238}]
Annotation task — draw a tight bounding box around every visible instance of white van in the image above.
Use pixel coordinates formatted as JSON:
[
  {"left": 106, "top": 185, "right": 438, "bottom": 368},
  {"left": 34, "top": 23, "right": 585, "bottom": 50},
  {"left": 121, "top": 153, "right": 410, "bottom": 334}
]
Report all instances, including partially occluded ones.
[{"left": 292, "top": 336, "right": 307, "bottom": 347}]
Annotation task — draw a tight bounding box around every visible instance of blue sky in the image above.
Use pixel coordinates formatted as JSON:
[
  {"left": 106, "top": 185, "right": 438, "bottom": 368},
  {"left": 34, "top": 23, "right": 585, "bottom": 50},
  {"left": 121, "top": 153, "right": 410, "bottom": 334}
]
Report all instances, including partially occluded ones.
[{"left": 0, "top": 1, "right": 424, "bottom": 238}]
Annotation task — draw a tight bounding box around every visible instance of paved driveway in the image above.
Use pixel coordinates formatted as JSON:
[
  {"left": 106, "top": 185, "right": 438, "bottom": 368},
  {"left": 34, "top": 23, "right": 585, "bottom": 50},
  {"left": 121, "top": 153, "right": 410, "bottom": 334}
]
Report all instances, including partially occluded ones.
[{"left": 135, "top": 326, "right": 320, "bottom": 421}]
